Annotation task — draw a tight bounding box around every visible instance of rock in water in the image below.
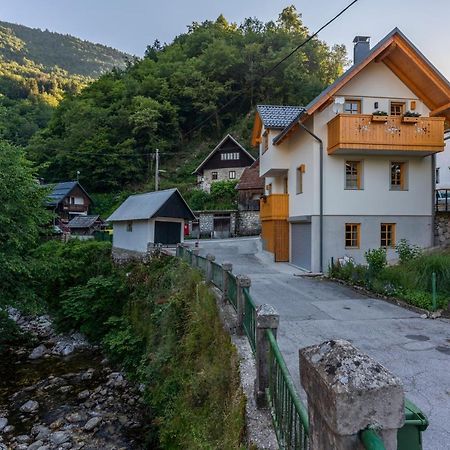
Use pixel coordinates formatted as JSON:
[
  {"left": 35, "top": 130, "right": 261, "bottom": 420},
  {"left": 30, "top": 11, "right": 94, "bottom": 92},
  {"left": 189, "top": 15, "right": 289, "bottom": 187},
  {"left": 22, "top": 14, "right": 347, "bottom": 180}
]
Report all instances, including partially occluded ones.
[
  {"left": 29, "top": 345, "right": 48, "bottom": 360},
  {"left": 49, "top": 431, "right": 70, "bottom": 445},
  {"left": 19, "top": 400, "right": 39, "bottom": 413},
  {"left": 84, "top": 416, "right": 102, "bottom": 431},
  {"left": 0, "top": 417, "right": 7, "bottom": 432}
]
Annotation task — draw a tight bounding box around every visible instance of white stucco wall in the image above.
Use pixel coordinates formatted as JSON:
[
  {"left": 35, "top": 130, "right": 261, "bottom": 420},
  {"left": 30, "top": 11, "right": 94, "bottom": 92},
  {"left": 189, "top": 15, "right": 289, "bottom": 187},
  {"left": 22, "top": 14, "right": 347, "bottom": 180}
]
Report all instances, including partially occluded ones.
[
  {"left": 112, "top": 217, "right": 185, "bottom": 252},
  {"left": 436, "top": 135, "right": 450, "bottom": 189}
]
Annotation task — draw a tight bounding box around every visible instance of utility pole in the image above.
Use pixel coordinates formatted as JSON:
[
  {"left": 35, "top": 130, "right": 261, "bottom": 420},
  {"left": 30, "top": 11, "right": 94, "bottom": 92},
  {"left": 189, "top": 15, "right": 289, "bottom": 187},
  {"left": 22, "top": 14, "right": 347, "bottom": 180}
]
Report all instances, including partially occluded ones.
[{"left": 155, "top": 148, "right": 159, "bottom": 191}]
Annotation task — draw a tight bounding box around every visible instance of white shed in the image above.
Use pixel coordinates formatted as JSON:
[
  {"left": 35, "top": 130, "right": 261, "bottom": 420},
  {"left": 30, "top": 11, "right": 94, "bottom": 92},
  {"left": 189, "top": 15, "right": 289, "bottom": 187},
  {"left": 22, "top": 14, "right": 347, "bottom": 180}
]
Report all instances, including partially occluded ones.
[{"left": 107, "top": 189, "right": 196, "bottom": 252}]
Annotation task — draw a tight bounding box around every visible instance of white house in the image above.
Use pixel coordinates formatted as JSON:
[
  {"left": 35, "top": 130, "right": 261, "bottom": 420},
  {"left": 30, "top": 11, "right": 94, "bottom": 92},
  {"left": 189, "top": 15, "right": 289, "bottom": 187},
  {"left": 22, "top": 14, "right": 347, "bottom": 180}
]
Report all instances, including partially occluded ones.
[
  {"left": 436, "top": 130, "right": 450, "bottom": 189},
  {"left": 107, "top": 189, "right": 196, "bottom": 252},
  {"left": 252, "top": 29, "right": 450, "bottom": 272}
]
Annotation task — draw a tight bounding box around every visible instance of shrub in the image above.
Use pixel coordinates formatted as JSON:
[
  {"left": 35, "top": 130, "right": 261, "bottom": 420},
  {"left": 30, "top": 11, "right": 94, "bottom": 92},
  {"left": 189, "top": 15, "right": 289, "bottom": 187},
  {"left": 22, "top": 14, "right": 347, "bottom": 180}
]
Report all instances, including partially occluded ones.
[
  {"left": 395, "top": 238, "right": 422, "bottom": 264},
  {"left": 365, "top": 248, "right": 387, "bottom": 273}
]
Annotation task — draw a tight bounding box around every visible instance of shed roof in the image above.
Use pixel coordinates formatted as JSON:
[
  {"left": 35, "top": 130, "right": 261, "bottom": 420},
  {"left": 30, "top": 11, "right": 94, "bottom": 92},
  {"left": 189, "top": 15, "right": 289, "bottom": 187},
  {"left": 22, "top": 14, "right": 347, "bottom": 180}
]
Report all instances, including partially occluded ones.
[
  {"left": 107, "top": 188, "right": 195, "bottom": 222},
  {"left": 45, "top": 181, "right": 92, "bottom": 206},
  {"left": 68, "top": 215, "right": 101, "bottom": 229},
  {"left": 236, "top": 160, "right": 264, "bottom": 191}
]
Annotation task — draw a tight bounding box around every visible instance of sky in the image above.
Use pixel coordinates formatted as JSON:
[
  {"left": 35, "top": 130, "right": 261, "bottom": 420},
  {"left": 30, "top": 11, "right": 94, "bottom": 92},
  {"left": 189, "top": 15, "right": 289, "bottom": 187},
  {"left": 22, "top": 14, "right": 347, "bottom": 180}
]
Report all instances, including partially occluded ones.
[{"left": 1, "top": 0, "right": 450, "bottom": 78}]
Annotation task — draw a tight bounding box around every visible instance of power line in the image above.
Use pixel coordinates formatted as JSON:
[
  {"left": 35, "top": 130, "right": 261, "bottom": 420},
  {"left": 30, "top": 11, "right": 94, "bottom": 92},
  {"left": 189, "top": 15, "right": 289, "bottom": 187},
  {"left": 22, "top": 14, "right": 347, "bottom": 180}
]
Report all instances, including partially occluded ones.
[{"left": 182, "top": 0, "right": 359, "bottom": 138}]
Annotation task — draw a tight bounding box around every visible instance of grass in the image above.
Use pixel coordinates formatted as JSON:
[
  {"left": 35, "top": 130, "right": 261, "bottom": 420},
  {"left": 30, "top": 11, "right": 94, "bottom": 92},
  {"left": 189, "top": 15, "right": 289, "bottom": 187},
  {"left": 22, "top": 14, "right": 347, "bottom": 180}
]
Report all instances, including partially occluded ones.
[{"left": 330, "top": 249, "right": 450, "bottom": 311}]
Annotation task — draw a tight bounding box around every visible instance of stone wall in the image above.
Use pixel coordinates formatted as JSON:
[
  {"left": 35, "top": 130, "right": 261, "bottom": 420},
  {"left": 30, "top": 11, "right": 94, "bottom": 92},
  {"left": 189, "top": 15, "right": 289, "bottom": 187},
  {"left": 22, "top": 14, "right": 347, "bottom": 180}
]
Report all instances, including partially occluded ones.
[
  {"left": 236, "top": 210, "right": 261, "bottom": 236},
  {"left": 435, "top": 212, "right": 450, "bottom": 247}
]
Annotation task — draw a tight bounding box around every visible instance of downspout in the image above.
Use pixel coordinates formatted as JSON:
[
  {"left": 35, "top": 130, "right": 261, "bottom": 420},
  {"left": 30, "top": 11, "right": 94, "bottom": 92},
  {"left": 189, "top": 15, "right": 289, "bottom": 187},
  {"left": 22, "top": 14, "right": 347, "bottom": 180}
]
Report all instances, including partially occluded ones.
[
  {"left": 297, "top": 123, "right": 324, "bottom": 274},
  {"left": 432, "top": 153, "right": 436, "bottom": 246}
]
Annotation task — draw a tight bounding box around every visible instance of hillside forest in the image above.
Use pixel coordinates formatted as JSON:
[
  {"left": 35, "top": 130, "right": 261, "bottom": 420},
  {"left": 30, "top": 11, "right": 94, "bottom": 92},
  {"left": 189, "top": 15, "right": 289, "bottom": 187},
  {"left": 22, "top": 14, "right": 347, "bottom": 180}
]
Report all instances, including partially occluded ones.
[{"left": 25, "top": 6, "right": 348, "bottom": 214}]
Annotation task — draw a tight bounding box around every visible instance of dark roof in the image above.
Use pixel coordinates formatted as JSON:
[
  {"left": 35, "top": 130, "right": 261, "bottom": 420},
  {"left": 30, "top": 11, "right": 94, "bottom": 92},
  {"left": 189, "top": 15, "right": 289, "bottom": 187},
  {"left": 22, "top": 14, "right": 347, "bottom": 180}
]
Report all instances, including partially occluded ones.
[
  {"left": 107, "top": 188, "right": 196, "bottom": 222},
  {"left": 68, "top": 215, "right": 101, "bottom": 229},
  {"left": 45, "top": 181, "right": 92, "bottom": 206},
  {"left": 192, "top": 134, "right": 255, "bottom": 175},
  {"left": 256, "top": 105, "right": 304, "bottom": 129},
  {"left": 236, "top": 160, "right": 264, "bottom": 191}
]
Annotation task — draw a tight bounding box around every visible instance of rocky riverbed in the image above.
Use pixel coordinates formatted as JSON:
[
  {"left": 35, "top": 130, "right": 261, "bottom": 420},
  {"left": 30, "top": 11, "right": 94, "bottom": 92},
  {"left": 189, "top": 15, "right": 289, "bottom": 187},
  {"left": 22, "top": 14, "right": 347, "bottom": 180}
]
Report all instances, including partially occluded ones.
[{"left": 0, "top": 309, "right": 148, "bottom": 450}]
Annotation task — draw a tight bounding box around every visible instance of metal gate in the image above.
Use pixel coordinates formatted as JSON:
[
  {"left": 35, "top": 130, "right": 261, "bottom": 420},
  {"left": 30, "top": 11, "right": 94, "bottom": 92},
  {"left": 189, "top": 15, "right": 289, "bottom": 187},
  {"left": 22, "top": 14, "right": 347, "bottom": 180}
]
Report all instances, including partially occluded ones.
[{"left": 154, "top": 221, "right": 181, "bottom": 245}]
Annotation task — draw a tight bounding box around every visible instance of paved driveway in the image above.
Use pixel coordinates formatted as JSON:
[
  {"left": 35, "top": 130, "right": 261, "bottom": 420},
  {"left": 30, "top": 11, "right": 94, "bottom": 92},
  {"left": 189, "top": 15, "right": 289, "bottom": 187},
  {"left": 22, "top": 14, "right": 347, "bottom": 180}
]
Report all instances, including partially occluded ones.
[{"left": 192, "top": 237, "right": 450, "bottom": 450}]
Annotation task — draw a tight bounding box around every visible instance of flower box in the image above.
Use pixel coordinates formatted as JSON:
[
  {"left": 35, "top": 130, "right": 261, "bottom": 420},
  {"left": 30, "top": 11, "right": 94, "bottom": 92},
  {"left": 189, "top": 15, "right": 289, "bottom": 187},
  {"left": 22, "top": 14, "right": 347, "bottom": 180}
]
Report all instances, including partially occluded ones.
[
  {"left": 402, "top": 116, "right": 420, "bottom": 123},
  {"left": 371, "top": 115, "right": 388, "bottom": 122}
]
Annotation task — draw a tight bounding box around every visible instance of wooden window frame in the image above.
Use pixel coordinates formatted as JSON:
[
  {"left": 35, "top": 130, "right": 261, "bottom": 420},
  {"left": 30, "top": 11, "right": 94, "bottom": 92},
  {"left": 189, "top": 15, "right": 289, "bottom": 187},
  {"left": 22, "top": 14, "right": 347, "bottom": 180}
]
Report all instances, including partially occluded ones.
[
  {"left": 345, "top": 161, "right": 362, "bottom": 190},
  {"left": 345, "top": 223, "right": 360, "bottom": 249},
  {"left": 229, "top": 170, "right": 236, "bottom": 180},
  {"left": 344, "top": 99, "right": 361, "bottom": 115},
  {"left": 380, "top": 223, "right": 396, "bottom": 248},
  {"left": 126, "top": 221, "right": 133, "bottom": 232},
  {"left": 390, "top": 101, "right": 406, "bottom": 116},
  {"left": 390, "top": 161, "right": 407, "bottom": 191},
  {"left": 211, "top": 171, "right": 218, "bottom": 180},
  {"left": 296, "top": 164, "right": 305, "bottom": 195}
]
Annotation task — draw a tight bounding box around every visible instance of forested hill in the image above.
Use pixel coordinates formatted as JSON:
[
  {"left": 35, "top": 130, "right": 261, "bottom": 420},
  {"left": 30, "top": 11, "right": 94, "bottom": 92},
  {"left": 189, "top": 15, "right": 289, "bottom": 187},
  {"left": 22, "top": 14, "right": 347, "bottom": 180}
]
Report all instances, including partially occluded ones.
[
  {"left": 0, "top": 21, "right": 130, "bottom": 77},
  {"left": 0, "top": 21, "right": 130, "bottom": 146},
  {"left": 28, "top": 6, "right": 348, "bottom": 207}
]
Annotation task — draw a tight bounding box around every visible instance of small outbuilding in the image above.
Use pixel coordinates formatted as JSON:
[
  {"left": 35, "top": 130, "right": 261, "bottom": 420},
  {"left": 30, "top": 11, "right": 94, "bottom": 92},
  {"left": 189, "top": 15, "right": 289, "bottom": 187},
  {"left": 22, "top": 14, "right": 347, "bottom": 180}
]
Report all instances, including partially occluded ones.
[
  {"left": 107, "top": 189, "right": 196, "bottom": 252},
  {"left": 68, "top": 215, "right": 104, "bottom": 236}
]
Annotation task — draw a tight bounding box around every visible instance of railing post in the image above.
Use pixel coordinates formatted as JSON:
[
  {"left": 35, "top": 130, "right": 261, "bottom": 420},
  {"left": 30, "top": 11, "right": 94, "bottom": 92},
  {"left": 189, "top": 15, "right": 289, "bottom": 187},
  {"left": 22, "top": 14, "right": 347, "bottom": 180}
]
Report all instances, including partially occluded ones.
[
  {"left": 192, "top": 248, "right": 200, "bottom": 268},
  {"left": 255, "top": 304, "right": 279, "bottom": 408},
  {"left": 176, "top": 243, "right": 181, "bottom": 257},
  {"left": 205, "top": 254, "right": 215, "bottom": 283},
  {"left": 236, "top": 275, "right": 251, "bottom": 335},
  {"left": 221, "top": 262, "right": 233, "bottom": 302},
  {"left": 300, "top": 339, "right": 404, "bottom": 450}
]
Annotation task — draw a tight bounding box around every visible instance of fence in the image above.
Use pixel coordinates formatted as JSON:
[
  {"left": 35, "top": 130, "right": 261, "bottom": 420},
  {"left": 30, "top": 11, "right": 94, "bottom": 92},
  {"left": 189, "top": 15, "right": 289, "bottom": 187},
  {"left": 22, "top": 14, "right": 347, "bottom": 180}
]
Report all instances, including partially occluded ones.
[
  {"left": 436, "top": 188, "right": 450, "bottom": 212},
  {"left": 175, "top": 244, "right": 422, "bottom": 450}
]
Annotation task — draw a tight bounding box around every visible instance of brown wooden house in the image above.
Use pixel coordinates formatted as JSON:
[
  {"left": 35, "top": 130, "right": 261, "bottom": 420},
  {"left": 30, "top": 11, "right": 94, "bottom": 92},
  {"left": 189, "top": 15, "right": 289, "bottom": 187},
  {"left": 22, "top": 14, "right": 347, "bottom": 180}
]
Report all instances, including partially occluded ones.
[
  {"left": 236, "top": 159, "right": 264, "bottom": 210},
  {"left": 46, "top": 181, "right": 93, "bottom": 223}
]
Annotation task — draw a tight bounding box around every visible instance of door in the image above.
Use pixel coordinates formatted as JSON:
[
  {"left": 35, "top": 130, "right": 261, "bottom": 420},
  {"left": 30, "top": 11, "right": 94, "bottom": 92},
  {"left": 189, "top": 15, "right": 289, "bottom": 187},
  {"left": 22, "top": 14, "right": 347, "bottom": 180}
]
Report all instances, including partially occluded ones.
[
  {"left": 154, "top": 221, "right": 181, "bottom": 245},
  {"left": 213, "top": 216, "right": 231, "bottom": 239},
  {"left": 291, "top": 223, "right": 311, "bottom": 270}
]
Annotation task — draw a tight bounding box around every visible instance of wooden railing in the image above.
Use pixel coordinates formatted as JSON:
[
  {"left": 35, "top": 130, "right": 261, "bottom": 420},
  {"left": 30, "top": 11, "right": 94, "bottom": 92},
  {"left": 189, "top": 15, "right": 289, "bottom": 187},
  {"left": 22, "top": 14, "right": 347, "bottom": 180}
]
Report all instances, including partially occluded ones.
[
  {"left": 328, "top": 114, "right": 445, "bottom": 154},
  {"left": 260, "top": 194, "right": 289, "bottom": 220}
]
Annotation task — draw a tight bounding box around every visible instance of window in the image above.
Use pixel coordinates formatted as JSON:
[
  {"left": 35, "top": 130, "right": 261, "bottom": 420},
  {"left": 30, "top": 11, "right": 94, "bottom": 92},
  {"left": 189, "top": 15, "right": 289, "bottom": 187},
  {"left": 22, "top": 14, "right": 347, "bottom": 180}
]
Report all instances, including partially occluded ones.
[
  {"left": 229, "top": 170, "right": 236, "bottom": 179},
  {"left": 390, "top": 102, "right": 405, "bottom": 116},
  {"left": 296, "top": 164, "right": 305, "bottom": 194},
  {"left": 70, "top": 196, "right": 75, "bottom": 205},
  {"left": 126, "top": 222, "right": 133, "bottom": 232},
  {"left": 266, "top": 183, "right": 272, "bottom": 195},
  {"left": 344, "top": 99, "right": 361, "bottom": 114},
  {"left": 345, "top": 161, "right": 362, "bottom": 190},
  {"left": 436, "top": 167, "right": 440, "bottom": 184},
  {"left": 390, "top": 162, "right": 407, "bottom": 190},
  {"left": 220, "top": 152, "right": 240, "bottom": 160},
  {"left": 212, "top": 171, "right": 218, "bottom": 180},
  {"left": 381, "top": 223, "right": 396, "bottom": 248},
  {"left": 345, "top": 223, "right": 360, "bottom": 248}
]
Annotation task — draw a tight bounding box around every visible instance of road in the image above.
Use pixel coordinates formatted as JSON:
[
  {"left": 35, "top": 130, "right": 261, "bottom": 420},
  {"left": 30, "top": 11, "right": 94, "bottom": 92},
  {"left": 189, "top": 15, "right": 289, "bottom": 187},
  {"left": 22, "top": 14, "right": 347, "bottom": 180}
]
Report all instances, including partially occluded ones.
[{"left": 191, "top": 236, "right": 450, "bottom": 450}]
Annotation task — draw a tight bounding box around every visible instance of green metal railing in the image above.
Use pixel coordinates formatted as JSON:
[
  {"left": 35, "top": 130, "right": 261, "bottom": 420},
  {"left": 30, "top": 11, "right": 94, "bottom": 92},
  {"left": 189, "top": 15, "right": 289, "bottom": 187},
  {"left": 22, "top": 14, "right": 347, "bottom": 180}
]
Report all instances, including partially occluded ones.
[
  {"left": 197, "top": 255, "right": 207, "bottom": 273},
  {"left": 243, "top": 287, "right": 256, "bottom": 353},
  {"left": 227, "top": 271, "right": 237, "bottom": 311},
  {"left": 266, "top": 329, "right": 309, "bottom": 450},
  {"left": 360, "top": 429, "right": 386, "bottom": 450},
  {"left": 211, "top": 262, "right": 223, "bottom": 290}
]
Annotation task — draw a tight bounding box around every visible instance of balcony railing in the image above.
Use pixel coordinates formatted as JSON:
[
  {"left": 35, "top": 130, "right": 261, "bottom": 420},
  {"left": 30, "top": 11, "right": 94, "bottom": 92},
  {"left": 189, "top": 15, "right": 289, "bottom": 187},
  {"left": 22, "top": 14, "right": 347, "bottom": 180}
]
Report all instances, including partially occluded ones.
[
  {"left": 260, "top": 194, "right": 289, "bottom": 220},
  {"left": 327, "top": 114, "right": 445, "bottom": 155},
  {"left": 436, "top": 189, "right": 450, "bottom": 212}
]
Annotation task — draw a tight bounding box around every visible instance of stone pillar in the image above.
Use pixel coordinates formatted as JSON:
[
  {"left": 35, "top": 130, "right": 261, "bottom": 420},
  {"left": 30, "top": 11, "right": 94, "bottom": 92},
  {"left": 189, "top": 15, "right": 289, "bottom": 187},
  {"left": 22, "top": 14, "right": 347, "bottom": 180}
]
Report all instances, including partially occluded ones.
[
  {"left": 221, "top": 262, "right": 233, "bottom": 302},
  {"left": 205, "top": 254, "right": 215, "bottom": 283},
  {"left": 236, "top": 275, "right": 251, "bottom": 335},
  {"left": 255, "top": 304, "right": 279, "bottom": 408},
  {"left": 192, "top": 248, "right": 200, "bottom": 268},
  {"left": 176, "top": 243, "right": 182, "bottom": 257},
  {"left": 300, "top": 339, "right": 404, "bottom": 450}
]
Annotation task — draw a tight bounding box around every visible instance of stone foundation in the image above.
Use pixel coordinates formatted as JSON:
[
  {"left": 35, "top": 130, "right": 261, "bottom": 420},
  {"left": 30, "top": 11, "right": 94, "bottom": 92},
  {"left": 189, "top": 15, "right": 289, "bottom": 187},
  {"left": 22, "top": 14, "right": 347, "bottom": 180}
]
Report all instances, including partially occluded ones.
[{"left": 434, "top": 212, "right": 450, "bottom": 247}]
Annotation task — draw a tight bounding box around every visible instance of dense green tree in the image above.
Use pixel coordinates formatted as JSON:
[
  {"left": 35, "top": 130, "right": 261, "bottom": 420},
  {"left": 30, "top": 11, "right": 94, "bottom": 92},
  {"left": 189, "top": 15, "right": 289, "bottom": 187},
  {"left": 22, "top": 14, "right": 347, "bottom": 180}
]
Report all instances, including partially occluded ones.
[
  {"left": 0, "top": 141, "right": 51, "bottom": 306},
  {"left": 28, "top": 7, "right": 347, "bottom": 194}
]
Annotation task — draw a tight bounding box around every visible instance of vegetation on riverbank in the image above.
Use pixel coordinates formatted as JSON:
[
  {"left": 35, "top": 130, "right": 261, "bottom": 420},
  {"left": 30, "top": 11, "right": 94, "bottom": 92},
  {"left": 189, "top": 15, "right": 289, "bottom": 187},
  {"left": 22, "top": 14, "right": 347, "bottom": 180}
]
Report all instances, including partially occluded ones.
[{"left": 330, "top": 241, "right": 450, "bottom": 311}]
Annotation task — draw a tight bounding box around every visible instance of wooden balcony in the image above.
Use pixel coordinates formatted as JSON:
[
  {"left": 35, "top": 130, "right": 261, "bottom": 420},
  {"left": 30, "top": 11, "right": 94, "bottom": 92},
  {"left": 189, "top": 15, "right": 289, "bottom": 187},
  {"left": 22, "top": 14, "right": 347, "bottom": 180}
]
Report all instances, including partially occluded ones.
[
  {"left": 260, "top": 194, "right": 289, "bottom": 220},
  {"left": 327, "top": 114, "right": 445, "bottom": 156}
]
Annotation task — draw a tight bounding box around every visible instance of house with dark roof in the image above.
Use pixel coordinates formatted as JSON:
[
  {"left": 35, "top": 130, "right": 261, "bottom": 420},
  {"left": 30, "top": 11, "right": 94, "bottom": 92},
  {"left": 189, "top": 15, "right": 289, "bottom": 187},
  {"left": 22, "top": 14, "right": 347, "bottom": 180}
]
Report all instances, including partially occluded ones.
[
  {"left": 107, "top": 189, "right": 195, "bottom": 252},
  {"left": 45, "top": 181, "right": 93, "bottom": 222},
  {"left": 236, "top": 159, "right": 264, "bottom": 211},
  {"left": 252, "top": 29, "right": 450, "bottom": 271},
  {"left": 193, "top": 134, "right": 255, "bottom": 192}
]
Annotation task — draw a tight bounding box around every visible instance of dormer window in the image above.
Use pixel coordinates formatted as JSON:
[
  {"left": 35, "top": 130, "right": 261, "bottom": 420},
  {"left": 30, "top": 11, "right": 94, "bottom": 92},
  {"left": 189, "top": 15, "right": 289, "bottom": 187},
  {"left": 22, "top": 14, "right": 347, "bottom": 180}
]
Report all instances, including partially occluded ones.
[{"left": 344, "top": 99, "right": 361, "bottom": 114}]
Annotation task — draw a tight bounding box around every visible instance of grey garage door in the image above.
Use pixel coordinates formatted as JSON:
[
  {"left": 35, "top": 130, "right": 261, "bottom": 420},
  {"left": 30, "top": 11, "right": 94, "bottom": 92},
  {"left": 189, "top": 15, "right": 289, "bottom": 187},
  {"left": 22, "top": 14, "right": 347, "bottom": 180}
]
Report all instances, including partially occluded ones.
[
  {"left": 291, "top": 223, "right": 311, "bottom": 271},
  {"left": 154, "top": 221, "right": 181, "bottom": 245}
]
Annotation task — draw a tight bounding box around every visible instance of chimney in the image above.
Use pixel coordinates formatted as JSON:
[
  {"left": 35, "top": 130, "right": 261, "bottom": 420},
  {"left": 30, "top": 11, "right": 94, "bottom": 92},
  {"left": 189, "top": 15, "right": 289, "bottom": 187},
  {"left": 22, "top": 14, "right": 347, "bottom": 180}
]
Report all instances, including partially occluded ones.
[{"left": 353, "top": 36, "right": 370, "bottom": 65}]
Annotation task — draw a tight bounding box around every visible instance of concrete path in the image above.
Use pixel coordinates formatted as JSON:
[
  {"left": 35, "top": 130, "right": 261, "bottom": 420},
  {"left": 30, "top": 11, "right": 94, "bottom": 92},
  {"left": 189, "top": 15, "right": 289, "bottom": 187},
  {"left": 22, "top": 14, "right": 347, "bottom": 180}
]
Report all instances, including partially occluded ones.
[{"left": 192, "top": 237, "right": 450, "bottom": 450}]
